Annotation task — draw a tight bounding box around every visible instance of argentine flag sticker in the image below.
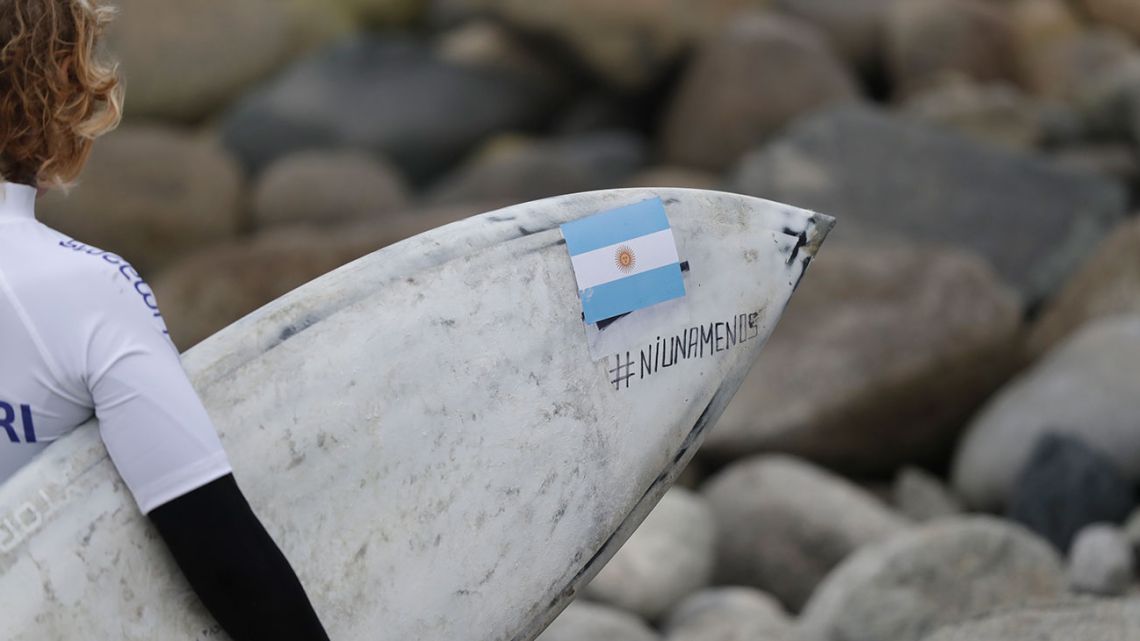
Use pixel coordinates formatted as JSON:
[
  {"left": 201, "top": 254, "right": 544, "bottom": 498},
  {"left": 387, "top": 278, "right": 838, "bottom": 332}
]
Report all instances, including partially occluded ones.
[{"left": 561, "top": 198, "right": 686, "bottom": 324}]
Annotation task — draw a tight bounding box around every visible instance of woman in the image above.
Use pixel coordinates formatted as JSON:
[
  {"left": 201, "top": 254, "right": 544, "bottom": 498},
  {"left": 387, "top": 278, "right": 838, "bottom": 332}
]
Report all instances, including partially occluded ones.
[{"left": 0, "top": 1, "right": 331, "bottom": 639}]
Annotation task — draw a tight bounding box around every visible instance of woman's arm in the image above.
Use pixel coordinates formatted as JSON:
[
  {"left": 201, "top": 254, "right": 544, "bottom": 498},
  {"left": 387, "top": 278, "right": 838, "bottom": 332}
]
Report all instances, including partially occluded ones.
[{"left": 148, "top": 473, "right": 331, "bottom": 641}]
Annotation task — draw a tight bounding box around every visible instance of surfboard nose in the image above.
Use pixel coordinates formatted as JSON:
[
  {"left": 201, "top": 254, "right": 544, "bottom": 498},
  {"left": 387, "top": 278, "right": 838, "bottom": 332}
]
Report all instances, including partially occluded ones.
[{"left": 805, "top": 213, "right": 837, "bottom": 259}]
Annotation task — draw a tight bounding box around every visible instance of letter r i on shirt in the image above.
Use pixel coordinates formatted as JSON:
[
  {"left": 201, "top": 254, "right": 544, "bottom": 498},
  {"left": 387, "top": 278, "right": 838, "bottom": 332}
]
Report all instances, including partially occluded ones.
[{"left": 0, "top": 402, "right": 37, "bottom": 444}]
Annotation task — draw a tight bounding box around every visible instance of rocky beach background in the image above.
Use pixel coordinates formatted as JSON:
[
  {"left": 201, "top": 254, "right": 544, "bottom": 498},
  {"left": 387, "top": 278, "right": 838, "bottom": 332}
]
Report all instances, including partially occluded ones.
[{"left": 37, "top": 0, "right": 1140, "bottom": 638}]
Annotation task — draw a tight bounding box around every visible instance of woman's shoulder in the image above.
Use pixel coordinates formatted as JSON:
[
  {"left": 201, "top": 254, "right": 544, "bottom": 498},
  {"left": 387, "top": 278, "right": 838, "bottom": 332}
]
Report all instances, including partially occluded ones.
[{"left": 4, "top": 222, "right": 159, "bottom": 321}]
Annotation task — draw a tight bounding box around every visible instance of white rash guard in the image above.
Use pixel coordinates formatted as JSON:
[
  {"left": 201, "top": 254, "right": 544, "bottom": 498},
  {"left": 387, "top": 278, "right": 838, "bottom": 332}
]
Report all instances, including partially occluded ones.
[{"left": 0, "top": 181, "right": 231, "bottom": 514}]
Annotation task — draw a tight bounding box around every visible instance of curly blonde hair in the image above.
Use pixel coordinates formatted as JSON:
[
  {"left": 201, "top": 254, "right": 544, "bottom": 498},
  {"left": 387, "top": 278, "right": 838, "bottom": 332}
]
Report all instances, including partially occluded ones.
[{"left": 0, "top": 0, "right": 123, "bottom": 190}]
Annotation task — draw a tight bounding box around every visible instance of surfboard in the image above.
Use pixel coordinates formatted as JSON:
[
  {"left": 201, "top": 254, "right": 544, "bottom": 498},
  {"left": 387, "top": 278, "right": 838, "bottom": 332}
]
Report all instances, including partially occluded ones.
[{"left": 0, "top": 188, "right": 833, "bottom": 641}]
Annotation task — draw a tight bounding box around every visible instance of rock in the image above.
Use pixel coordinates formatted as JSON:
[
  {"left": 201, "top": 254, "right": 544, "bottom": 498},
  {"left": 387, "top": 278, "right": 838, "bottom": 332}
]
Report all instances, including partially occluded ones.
[
  {"left": 1031, "top": 218, "right": 1140, "bottom": 355},
  {"left": 435, "top": 19, "right": 564, "bottom": 85},
  {"left": 328, "top": 0, "right": 427, "bottom": 27},
  {"left": 584, "top": 488, "right": 717, "bottom": 621},
  {"left": 1082, "top": 0, "right": 1140, "bottom": 42},
  {"left": 457, "top": 0, "right": 771, "bottom": 89},
  {"left": 769, "top": 0, "right": 893, "bottom": 69},
  {"left": 701, "top": 455, "right": 907, "bottom": 612},
  {"left": 1079, "top": 53, "right": 1140, "bottom": 142},
  {"left": 105, "top": 0, "right": 337, "bottom": 122},
  {"left": 1009, "top": 0, "right": 1084, "bottom": 97},
  {"left": 153, "top": 202, "right": 505, "bottom": 350},
  {"left": 884, "top": 0, "right": 1017, "bottom": 97},
  {"left": 920, "top": 599, "right": 1140, "bottom": 641},
  {"left": 730, "top": 105, "right": 1128, "bottom": 306},
  {"left": 622, "top": 167, "right": 722, "bottom": 191},
  {"left": 901, "top": 80, "right": 1043, "bottom": 151},
  {"left": 800, "top": 518, "right": 1066, "bottom": 641},
  {"left": 36, "top": 126, "right": 243, "bottom": 276},
  {"left": 252, "top": 150, "right": 410, "bottom": 228},
  {"left": 1126, "top": 509, "right": 1140, "bottom": 559},
  {"left": 952, "top": 317, "right": 1140, "bottom": 511},
  {"left": 661, "top": 13, "right": 858, "bottom": 171},
  {"left": 537, "top": 601, "right": 660, "bottom": 641},
  {"left": 1069, "top": 524, "right": 1134, "bottom": 596},
  {"left": 1030, "top": 29, "right": 1137, "bottom": 103},
  {"left": 663, "top": 588, "right": 800, "bottom": 641},
  {"left": 892, "top": 468, "right": 963, "bottom": 523},
  {"left": 1005, "top": 434, "right": 1135, "bottom": 553},
  {"left": 219, "top": 36, "right": 560, "bottom": 181},
  {"left": 705, "top": 241, "right": 1023, "bottom": 475},
  {"left": 427, "top": 131, "right": 646, "bottom": 205}
]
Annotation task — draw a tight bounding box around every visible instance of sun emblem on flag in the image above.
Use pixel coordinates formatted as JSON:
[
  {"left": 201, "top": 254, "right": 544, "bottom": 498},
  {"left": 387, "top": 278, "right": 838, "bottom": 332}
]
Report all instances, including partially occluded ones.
[{"left": 614, "top": 245, "right": 636, "bottom": 273}]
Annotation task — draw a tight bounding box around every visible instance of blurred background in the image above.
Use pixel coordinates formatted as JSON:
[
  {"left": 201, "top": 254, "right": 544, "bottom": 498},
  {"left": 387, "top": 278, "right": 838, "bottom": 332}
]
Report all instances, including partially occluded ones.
[{"left": 40, "top": 0, "right": 1140, "bottom": 638}]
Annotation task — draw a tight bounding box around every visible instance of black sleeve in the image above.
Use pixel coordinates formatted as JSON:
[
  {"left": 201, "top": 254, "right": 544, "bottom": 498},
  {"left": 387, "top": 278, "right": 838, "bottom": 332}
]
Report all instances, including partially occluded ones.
[{"left": 148, "top": 474, "right": 331, "bottom": 641}]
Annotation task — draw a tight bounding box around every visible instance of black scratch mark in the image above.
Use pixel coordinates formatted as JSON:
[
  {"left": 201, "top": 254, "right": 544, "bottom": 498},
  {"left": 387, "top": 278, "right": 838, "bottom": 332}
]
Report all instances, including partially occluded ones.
[
  {"left": 793, "top": 255, "right": 813, "bottom": 291},
  {"left": 275, "top": 316, "right": 319, "bottom": 345},
  {"left": 786, "top": 230, "right": 808, "bottom": 266}
]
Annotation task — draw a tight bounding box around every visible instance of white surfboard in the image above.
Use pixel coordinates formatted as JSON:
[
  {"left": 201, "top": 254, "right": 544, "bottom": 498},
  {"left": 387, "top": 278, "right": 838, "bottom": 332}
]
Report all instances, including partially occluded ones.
[{"left": 0, "top": 188, "right": 833, "bottom": 641}]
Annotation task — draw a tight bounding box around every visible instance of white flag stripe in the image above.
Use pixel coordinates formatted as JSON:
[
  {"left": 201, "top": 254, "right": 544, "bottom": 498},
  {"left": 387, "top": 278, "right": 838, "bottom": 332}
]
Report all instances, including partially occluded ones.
[{"left": 569, "top": 229, "right": 680, "bottom": 291}]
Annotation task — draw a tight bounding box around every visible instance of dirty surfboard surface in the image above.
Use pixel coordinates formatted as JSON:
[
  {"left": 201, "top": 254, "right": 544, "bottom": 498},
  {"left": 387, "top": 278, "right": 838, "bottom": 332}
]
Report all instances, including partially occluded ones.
[{"left": 0, "top": 189, "right": 833, "bottom": 640}]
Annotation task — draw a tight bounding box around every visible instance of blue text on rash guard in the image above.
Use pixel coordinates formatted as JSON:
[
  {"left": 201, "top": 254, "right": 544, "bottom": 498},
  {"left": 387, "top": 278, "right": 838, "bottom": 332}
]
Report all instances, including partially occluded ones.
[
  {"left": 57, "top": 238, "right": 170, "bottom": 335},
  {"left": 0, "top": 401, "right": 36, "bottom": 443}
]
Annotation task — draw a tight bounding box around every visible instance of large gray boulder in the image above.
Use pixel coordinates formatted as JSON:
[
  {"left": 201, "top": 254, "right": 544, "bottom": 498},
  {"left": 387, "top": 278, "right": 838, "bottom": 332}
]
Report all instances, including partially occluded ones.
[
  {"left": 800, "top": 518, "right": 1066, "bottom": 641},
  {"left": 730, "top": 105, "right": 1128, "bottom": 306},
  {"left": 701, "top": 455, "right": 907, "bottom": 612},
  {"left": 920, "top": 600, "right": 1140, "bottom": 641},
  {"left": 584, "top": 488, "right": 717, "bottom": 621},
  {"left": 663, "top": 588, "right": 801, "bottom": 641},
  {"left": 537, "top": 601, "right": 660, "bottom": 641},
  {"left": 219, "top": 36, "right": 560, "bottom": 181},
  {"left": 952, "top": 315, "right": 1140, "bottom": 510},
  {"left": 661, "top": 13, "right": 858, "bottom": 171},
  {"left": 37, "top": 126, "right": 243, "bottom": 276},
  {"left": 706, "top": 241, "right": 1023, "bottom": 475}
]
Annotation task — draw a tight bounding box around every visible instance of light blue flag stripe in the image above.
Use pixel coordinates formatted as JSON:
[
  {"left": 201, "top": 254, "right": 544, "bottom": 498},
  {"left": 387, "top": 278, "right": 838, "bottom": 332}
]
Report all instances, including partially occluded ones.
[
  {"left": 561, "top": 198, "right": 670, "bottom": 256},
  {"left": 581, "top": 263, "right": 685, "bottom": 324}
]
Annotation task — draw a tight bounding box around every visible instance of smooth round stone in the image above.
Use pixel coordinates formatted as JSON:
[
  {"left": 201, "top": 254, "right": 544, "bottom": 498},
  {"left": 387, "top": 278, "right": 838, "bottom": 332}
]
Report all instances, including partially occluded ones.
[
  {"left": 1068, "top": 524, "right": 1134, "bottom": 597},
  {"left": 800, "top": 517, "right": 1066, "bottom": 641},
  {"left": 701, "top": 455, "right": 906, "bottom": 612},
  {"left": 253, "top": 150, "right": 410, "bottom": 228}
]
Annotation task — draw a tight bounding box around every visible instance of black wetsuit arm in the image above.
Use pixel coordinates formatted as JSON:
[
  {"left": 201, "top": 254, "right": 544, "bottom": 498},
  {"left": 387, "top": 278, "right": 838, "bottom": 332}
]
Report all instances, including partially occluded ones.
[{"left": 147, "top": 474, "right": 331, "bottom": 641}]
